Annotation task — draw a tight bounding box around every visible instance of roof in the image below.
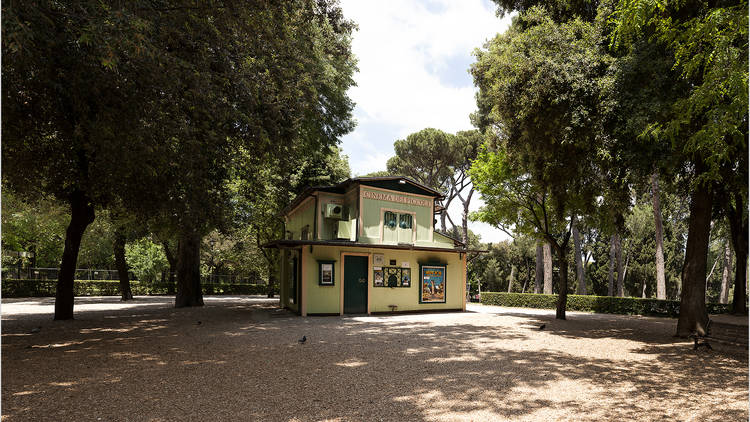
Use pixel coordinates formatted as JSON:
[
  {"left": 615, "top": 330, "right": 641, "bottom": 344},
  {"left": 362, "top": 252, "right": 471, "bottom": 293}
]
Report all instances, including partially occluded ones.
[
  {"left": 283, "top": 176, "right": 445, "bottom": 216},
  {"left": 263, "top": 239, "right": 468, "bottom": 253}
]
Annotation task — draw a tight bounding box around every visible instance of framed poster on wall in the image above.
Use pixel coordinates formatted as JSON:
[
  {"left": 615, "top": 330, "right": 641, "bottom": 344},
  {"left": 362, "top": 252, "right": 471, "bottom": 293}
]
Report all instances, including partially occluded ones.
[
  {"left": 420, "top": 265, "right": 446, "bottom": 303},
  {"left": 318, "top": 260, "right": 335, "bottom": 285}
]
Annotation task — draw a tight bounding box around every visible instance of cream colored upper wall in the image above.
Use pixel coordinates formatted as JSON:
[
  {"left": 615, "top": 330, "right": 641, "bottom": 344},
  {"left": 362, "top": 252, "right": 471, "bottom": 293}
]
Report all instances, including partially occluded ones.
[{"left": 301, "top": 245, "right": 464, "bottom": 314}]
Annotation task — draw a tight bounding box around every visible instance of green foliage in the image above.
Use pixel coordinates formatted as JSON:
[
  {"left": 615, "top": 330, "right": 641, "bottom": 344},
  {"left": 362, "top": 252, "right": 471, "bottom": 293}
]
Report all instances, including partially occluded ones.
[
  {"left": 1, "top": 190, "right": 67, "bottom": 268},
  {"left": 611, "top": 0, "right": 748, "bottom": 184},
  {"left": 387, "top": 128, "right": 456, "bottom": 192},
  {"left": 2, "top": 279, "right": 277, "bottom": 298},
  {"left": 125, "top": 237, "right": 169, "bottom": 283},
  {"left": 480, "top": 292, "right": 732, "bottom": 316}
]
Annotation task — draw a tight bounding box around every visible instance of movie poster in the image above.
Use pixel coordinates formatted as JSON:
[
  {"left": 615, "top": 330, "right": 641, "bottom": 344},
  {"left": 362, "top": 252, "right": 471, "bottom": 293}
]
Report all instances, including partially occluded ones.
[{"left": 420, "top": 265, "right": 446, "bottom": 303}]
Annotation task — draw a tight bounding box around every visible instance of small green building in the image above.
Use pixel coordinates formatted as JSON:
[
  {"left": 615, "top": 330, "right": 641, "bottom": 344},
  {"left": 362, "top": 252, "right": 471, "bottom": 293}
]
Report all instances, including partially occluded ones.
[{"left": 265, "top": 177, "right": 468, "bottom": 316}]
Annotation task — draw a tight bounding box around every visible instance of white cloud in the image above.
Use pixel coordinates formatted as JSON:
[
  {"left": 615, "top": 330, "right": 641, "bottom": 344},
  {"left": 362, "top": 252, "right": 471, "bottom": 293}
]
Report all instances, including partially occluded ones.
[
  {"left": 338, "top": 0, "right": 514, "bottom": 242},
  {"left": 340, "top": 0, "right": 512, "bottom": 139}
]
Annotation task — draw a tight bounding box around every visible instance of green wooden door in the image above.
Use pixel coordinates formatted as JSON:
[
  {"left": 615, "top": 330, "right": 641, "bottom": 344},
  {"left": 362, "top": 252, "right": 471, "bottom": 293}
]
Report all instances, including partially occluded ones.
[{"left": 344, "top": 256, "right": 368, "bottom": 314}]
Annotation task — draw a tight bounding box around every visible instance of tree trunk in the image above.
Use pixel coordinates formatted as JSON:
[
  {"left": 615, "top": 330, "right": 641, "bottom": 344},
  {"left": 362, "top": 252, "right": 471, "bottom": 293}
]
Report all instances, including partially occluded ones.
[
  {"left": 555, "top": 244, "right": 569, "bottom": 320},
  {"left": 615, "top": 233, "right": 624, "bottom": 297},
  {"left": 572, "top": 215, "right": 585, "bottom": 295},
  {"left": 460, "top": 188, "right": 474, "bottom": 245},
  {"left": 507, "top": 265, "right": 515, "bottom": 293},
  {"left": 535, "top": 244, "right": 543, "bottom": 294},
  {"left": 55, "top": 190, "right": 95, "bottom": 320},
  {"left": 652, "top": 171, "right": 667, "bottom": 299},
  {"left": 608, "top": 234, "right": 616, "bottom": 296},
  {"left": 676, "top": 178, "right": 713, "bottom": 337},
  {"left": 719, "top": 240, "right": 733, "bottom": 304},
  {"left": 728, "top": 193, "right": 748, "bottom": 315},
  {"left": 113, "top": 228, "right": 133, "bottom": 301},
  {"left": 162, "top": 240, "right": 177, "bottom": 294},
  {"left": 543, "top": 242, "right": 553, "bottom": 294},
  {"left": 622, "top": 254, "right": 629, "bottom": 296},
  {"left": 175, "top": 228, "right": 204, "bottom": 308}
]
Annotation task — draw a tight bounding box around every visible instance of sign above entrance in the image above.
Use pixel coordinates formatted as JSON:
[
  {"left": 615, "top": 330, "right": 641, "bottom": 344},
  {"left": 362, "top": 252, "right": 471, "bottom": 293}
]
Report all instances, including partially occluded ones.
[{"left": 362, "top": 189, "right": 430, "bottom": 207}]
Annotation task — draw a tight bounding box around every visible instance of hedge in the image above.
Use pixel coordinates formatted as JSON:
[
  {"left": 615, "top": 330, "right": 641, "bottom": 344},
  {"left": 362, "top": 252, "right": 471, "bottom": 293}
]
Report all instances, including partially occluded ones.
[
  {"left": 480, "top": 292, "right": 732, "bottom": 317},
  {"left": 1, "top": 279, "right": 277, "bottom": 298}
]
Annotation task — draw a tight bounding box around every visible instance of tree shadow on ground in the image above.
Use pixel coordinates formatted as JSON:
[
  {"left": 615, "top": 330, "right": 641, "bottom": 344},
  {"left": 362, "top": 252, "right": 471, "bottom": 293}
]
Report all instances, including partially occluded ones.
[{"left": 2, "top": 299, "right": 747, "bottom": 421}]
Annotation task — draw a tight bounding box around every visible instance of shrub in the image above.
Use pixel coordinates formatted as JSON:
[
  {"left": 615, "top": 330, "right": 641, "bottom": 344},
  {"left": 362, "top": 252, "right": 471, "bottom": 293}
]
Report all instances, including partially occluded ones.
[
  {"left": 480, "top": 292, "right": 732, "bottom": 317},
  {"left": 1, "top": 279, "right": 277, "bottom": 298}
]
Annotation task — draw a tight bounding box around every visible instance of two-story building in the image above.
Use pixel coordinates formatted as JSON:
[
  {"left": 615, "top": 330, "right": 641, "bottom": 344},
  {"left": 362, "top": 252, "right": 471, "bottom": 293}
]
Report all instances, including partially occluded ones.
[{"left": 264, "top": 176, "right": 468, "bottom": 316}]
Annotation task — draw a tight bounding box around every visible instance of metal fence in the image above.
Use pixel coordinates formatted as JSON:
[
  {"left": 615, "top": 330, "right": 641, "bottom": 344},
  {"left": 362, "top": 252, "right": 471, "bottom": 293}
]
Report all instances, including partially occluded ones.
[{"left": 1, "top": 267, "right": 265, "bottom": 285}]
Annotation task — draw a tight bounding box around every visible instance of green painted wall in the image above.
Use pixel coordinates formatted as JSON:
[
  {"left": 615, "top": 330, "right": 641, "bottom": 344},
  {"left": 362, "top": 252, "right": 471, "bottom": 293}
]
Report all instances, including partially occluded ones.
[
  {"left": 369, "top": 248, "right": 462, "bottom": 313},
  {"left": 359, "top": 187, "right": 433, "bottom": 245},
  {"left": 303, "top": 246, "right": 341, "bottom": 314},
  {"left": 286, "top": 198, "right": 315, "bottom": 240},
  {"left": 299, "top": 245, "right": 464, "bottom": 314}
]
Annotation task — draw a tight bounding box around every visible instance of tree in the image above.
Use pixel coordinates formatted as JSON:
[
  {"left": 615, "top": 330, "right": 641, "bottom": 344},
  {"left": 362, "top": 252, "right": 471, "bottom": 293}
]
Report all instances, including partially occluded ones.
[
  {"left": 387, "top": 128, "right": 457, "bottom": 231},
  {"left": 3, "top": 1, "right": 357, "bottom": 317},
  {"left": 572, "top": 215, "right": 586, "bottom": 294},
  {"left": 651, "top": 172, "right": 667, "bottom": 299},
  {"left": 613, "top": 0, "right": 749, "bottom": 334},
  {"left": 471, "top": 8, "right": 609, "bottom": 319}
]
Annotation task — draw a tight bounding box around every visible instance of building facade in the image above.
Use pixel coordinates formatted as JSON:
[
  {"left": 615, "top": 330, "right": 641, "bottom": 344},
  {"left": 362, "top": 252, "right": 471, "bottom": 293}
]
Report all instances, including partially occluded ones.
[{"left": 265, "top": 177, "right": 468, "bottom": 316}]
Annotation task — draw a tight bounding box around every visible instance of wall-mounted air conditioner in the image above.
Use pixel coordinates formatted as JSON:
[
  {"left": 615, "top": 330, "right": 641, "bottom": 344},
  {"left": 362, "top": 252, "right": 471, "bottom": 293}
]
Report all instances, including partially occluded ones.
[{"left": 324, "top": 203, "right": 344, "bottom": 219}]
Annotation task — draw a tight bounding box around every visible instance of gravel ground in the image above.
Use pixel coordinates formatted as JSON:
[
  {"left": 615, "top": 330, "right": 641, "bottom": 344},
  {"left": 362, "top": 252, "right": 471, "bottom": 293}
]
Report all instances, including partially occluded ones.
[{"left": 2, "top": 296, "right": 747, "bottom": 421}]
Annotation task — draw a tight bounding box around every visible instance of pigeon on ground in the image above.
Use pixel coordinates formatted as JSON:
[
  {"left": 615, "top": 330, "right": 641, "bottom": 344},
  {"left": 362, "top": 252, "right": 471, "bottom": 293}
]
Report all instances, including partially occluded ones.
[
  {"left": 30, "top": 326, "right": 41, "bottom": 334},
  {"left": 298, "top": 336, "right": 307, "bottom": 344},
  {"left": 538, "top": 324, "right": 546, "bottom": 330}
]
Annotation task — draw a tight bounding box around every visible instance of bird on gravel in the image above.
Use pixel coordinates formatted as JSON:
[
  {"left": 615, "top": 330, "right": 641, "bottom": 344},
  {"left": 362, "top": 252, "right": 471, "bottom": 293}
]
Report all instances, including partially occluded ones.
[
  {"left": 298, "top": 336, "right": 307, "bottom": 344},
  {"left": 538, "top": 324, "right": 546, "bottom": 330},
  {"left": 30, "top": 326, "right": 41, "bottom": 334}
]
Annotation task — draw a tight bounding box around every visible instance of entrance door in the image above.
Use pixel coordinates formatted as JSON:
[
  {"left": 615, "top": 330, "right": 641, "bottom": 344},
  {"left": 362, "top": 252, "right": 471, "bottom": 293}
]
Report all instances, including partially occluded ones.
[{"left": 344, "top": 255, "right": 368, "bottom": 314}]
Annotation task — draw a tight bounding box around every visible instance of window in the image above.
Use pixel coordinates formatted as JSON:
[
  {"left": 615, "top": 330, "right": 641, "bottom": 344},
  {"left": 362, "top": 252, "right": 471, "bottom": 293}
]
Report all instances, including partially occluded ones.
[
  {"left": 373, "top": 267, "right": 410, "bottom": 288},
  {"left": 399, "top": 214, "right": 412, "bottom": 229},
  {"left": 384, "top": 211, "right": 397, "bottom": 229}
]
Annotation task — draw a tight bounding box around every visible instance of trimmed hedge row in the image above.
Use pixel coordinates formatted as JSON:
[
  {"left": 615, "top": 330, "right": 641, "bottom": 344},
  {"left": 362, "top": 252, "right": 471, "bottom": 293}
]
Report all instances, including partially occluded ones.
[
  {"left": 480, "top": 292, "right": 732, "bottom": 317},
  {"left": 1, "top": 279, "right": 277, "bottom": 298}
]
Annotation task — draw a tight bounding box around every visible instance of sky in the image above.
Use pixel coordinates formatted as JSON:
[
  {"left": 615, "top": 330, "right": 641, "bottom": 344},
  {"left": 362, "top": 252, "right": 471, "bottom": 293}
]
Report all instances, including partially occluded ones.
[{"left": 338, "top": 0, "right": 514, "bottom": 244}]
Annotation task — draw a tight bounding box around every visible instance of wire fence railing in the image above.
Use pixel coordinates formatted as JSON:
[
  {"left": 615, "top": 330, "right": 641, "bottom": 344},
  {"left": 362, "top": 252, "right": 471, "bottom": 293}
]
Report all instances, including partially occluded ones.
[{"left": 1, "top": 267, "right": 266, "bottom": 285}]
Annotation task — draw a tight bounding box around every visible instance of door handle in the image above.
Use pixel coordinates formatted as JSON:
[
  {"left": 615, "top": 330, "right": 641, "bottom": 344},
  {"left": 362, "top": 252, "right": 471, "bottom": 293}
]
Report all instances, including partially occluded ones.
[{"left": 358, "top": 278, "right": 366, "bottom": 284}]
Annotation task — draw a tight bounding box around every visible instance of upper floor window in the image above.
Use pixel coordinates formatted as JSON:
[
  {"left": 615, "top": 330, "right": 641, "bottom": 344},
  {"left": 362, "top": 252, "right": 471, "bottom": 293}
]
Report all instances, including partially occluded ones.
[
  {"left": 384, "top": 211, "right": 398, "bottom": 229},
  {"left": 399, "top": 214, "right": 412, "bottom": 229}
]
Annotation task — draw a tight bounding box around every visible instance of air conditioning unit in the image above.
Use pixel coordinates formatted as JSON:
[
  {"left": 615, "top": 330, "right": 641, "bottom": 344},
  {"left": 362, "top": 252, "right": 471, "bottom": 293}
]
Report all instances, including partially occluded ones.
[{"left": 324, "top": 203, "right": 344, "bottom": 219}]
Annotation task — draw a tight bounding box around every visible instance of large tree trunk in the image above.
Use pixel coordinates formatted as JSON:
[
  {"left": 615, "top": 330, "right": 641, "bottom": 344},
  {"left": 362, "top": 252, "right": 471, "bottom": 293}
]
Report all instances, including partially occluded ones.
[
  {"left": 676, "top": 178, "right": 713, "bottom": 337},
  {"left": 728, "top": 194, "right": 748, "bottom": 315},
  {"left": 507, "top": 265, "right": 515, "bottom": 293},
  {"left": 615, "top": 233, "right": 624, "bottom": 297},
  {"left": 719, "top": 240, "right": 733, "bottom": 304},
  {"left": 55, "top": 190, "right": 95, "bottom": 320},
  {"left": 555, "top": 244, "right": 569, "bottom": 320},
  {"left": 162, "top": 240, "right": 177, "bottom": 294},
  {"left": 608, "top": 234, "right": 616, "bottom": 296},
  {"left": 652, "top": 171, "right": 667, "bottom": 299},
  {"left": 535, "top": 244, "right": 543, "bottom": 294},
  {"left": 543, "top": 242, "right": 553, "bottom": 294},
  {"left": 175, "top": 228, "right": 204, "bottom": 308},
  {"left": 113, "top": 228, "right": 133, "bottom": 301},
  {"left": 572, "top": 215, "right": 585, "bottom": 295}
]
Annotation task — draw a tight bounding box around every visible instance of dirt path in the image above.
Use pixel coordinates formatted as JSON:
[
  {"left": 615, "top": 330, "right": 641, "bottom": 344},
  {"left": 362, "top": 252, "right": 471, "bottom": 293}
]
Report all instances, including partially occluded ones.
[{"left": 2, "top": 297, "right": 747, "bottom": 421}]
